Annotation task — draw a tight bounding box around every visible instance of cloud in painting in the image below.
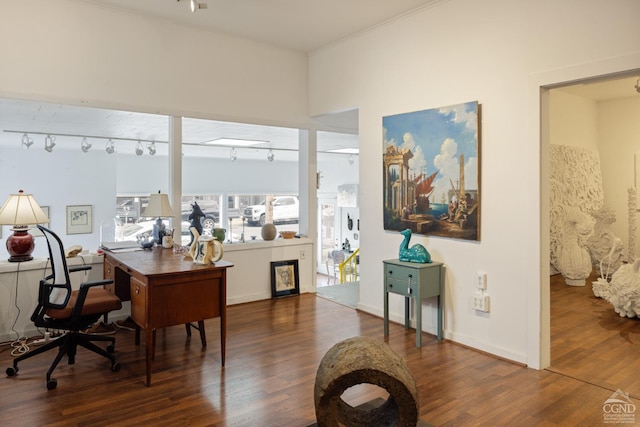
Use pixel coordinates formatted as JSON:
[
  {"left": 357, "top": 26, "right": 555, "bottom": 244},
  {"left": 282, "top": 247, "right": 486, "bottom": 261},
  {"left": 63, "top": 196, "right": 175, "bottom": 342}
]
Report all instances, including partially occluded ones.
[{"left": 400, "top": 132, "right": 427, "bottom": 175}]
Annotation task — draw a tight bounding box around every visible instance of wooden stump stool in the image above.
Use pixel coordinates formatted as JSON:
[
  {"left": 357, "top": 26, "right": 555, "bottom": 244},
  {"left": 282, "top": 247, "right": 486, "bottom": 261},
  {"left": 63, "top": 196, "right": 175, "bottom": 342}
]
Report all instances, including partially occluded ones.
[{"left": 314, "top": 336, "right": 419, "bottom": 427}]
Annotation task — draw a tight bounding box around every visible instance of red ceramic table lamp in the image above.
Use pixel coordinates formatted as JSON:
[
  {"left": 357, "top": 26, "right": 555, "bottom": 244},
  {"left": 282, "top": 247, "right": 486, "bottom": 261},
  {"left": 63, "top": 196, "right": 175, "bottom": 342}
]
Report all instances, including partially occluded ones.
[{"left": 0, "top": 190, "right": 50, "bottom": 262}]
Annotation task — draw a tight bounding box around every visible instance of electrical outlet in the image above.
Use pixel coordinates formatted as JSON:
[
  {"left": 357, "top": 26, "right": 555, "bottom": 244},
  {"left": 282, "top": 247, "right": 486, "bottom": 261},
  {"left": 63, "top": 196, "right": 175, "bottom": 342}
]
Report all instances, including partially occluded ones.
[
  {"left": 473, "top": 292, "right": 490, "bottom": 312},
  {"left": 300, "top": 249, "right": 306, "bottom": 259},
  {"left": 475, "top": 272, "right": 487, "bottom": 290}
]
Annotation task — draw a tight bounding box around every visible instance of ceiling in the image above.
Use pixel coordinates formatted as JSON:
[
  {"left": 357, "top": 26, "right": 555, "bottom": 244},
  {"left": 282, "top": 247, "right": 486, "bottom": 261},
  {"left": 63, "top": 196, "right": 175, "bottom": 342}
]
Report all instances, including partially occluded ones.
[
  {"left": 85, "top": 0, "right": 443, "bottom": 53},
  {"left": 2, "top": 2, "right": 638, "bottom": 160}
]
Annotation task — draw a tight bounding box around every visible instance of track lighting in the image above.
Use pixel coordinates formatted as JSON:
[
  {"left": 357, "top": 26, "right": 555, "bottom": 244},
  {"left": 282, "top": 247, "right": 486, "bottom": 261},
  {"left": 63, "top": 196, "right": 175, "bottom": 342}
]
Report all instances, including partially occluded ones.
[
  {"left": 267, "top": 149, "right": 275, "bottom": 162},
  {"left": 21, "top": 133, "right": 33, "bottom": 149},
  {"left": 190, "top": 0, "right": 208, "bottom": 12},
  {"left": 105, "top": 139, "right": 115, "bottom": 154},
  {"left": 230, "top": 147, "right": 237, "bottom": 162},
  {"left": 44, "top": 135, "right": 56, "bottom": 153},
  {"left": 135, "top": 141, "right": 144, "bottom": 156},
  {"left": 148, "top": 141, "right": 157, "bottom": 156},
  {"left": 81, "top": 137, "right": 92, "bottom": 153},
  {"left": 347, "top": 154, "right": 355, "bottom": 165}
]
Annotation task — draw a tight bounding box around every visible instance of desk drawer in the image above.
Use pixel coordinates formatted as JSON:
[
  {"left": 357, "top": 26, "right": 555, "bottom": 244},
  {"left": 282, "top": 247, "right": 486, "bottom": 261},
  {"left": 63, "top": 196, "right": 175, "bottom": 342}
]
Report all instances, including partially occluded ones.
[
  {"left": 386, "top": 265, "right": 419, "bottom": 296},
  {"left": 130, "top": 277, "right": 147, "bottom": 328}
]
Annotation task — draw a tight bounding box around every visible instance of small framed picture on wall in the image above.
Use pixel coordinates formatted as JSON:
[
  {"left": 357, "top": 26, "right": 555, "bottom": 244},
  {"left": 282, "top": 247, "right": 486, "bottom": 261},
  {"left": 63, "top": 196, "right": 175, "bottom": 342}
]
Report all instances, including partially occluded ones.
[{"left": 66, "top": 205, "right": 92, "bottom": 235}]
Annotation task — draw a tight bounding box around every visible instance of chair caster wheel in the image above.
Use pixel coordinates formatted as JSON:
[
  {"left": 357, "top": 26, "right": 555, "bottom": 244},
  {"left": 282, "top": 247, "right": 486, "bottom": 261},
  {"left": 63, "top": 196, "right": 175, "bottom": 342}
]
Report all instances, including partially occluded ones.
[
  {"left": 111, "top": 362, "right": 121, "bottom": 372},
  {"left": 6, "top": 366, "right": 17, "bottom": 376},
  {"left": 107, "top": 344, "right": 115, "bottom": 353},
  {"left": 47, "top": 379, "right": 57, "bottom": 390}
]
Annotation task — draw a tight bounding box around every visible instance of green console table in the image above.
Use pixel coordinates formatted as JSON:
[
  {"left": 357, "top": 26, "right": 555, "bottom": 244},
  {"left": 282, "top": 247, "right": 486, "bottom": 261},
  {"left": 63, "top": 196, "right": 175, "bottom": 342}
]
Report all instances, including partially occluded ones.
[{"left": 383, "top": 259, "right": 445, "bottom": 347}]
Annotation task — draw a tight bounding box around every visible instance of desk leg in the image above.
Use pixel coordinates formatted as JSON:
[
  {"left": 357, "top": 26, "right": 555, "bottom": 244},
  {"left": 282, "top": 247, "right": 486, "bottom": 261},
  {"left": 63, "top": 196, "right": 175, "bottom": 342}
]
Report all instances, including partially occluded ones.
[
  {"left": 383, "top": 290, "right": 389, "bottom": 337},
  {"left": 437, "top": 295, "right": 443, "bottom": 341},
  {"left": 404, "top": 296, "right": 410, "bottom": 330},
  {"left": 220, "top": 279, "right": 226, "bottom": 367},
  {"left": 145, "top": 328, "right": 154, "bottom": 386},
  {"left": 415, "top": 297, "right": 422, "bottom": 348}
]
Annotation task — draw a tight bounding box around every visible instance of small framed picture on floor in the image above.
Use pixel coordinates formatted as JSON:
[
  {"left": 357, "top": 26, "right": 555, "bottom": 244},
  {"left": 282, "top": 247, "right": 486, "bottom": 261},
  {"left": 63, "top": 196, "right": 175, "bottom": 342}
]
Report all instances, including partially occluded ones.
[{"left": 271, "top": 260, "right": 300, "bottom": 298}]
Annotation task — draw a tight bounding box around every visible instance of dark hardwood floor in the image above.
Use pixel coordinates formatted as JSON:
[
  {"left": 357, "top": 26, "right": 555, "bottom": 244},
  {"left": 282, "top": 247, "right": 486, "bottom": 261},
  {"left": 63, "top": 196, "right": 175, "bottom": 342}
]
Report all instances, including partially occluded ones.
[
  {"left": 549, "top": 271, "right": 640, "bottom": 398},
  {"left": 0, "top": 286, "right": 636, "bottom": 426}
]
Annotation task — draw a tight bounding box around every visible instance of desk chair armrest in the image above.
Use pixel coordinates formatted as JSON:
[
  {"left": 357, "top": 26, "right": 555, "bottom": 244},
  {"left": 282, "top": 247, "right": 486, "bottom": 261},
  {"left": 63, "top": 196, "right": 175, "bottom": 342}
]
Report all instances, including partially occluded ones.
[
  {"left": 71, "top": 279, "right": 115, "bottom": 320},
  {"left": 43, "top": 265, "right": 92, "bottom": 282}
]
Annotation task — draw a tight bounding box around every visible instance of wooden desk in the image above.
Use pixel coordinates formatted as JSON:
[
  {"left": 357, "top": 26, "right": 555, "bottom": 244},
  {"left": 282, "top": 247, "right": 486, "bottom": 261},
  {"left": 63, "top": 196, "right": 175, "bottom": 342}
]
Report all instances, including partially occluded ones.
[
  {"left": 103, "top": 248, "right": 233, "bottom": 386},
  {"left": 383, "top": 259, "right": 444, "bottom": 347}
]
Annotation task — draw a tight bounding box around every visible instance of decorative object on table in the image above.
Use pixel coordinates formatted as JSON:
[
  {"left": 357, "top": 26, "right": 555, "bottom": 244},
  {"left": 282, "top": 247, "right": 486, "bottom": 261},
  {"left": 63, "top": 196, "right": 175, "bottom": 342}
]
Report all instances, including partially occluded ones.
[
  {"left": 142, "top": 191, "right": 175, "bottom": 245},
  {"left": 0, "top": 190, "right": 50, "bottom": 262},
  {"left": 261, "top": 223, "right": 277, "bottom": 241},
  {"left": 270, "top": 260, "right": 300, "bottom": 298},
  {"left": 383, "top": 101, "right": 480, "bottom": 241},
  {"left": 555, "top": 207, "right": 594, "bottom": 286},
  {"left": 187, "top": 201, "right": 205, "bottom": 246},
  {"left": 398, "top": 228, "right": 431, "bottom": 263},
  {"left": 188, "top": 226, "right": 223, "bottom": 264},
  {"left": 162, "top": 233, "right": 174, "bottom": 249},
  {"left": 137, "top": 235, "right": 155, "bottom": 250},
  {"left": 212, "top": 227, "right": 226, "bottom": 243},
  {"left": 279, "top": 231, "right": 296, "bottom": 239},
  {"left": 66, "top": 205, "right": 92, "bottom": 235},
  {"left": 64, "top": 245, "right": 83, "bottom": 258}
]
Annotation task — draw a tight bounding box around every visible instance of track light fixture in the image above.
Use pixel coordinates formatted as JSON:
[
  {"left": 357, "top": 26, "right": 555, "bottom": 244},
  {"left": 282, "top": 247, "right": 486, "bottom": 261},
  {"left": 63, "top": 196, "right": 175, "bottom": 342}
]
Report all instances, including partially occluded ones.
[
  {"left": 105, "top": 139, "right": 115, "bottom": 154},
  {"left": 230, "top": 147, "right": 237, "bottom": 162},
  {"left": 44, "top": 135, "right": 56, "bottom": 153},
  {"left": 21, "top": 133, "right": 33, "bottom": 149},
  {"left": 347, "top": 154, "right": 355, "bottom": 165},
  {"left": 148, "top": 141, "right": 157, "bottom": 156},
  {"left": 190, "top": 0, "right": 208, "bottom": 12},
  {"left": 267, "top": 149, "right": 275, "bottom": 162},
  {"left": 81, "top": 137, "right": 92, "bottom": 153},
  {"left": 135, "top": 141, "right": 144, "bottom": 156}
]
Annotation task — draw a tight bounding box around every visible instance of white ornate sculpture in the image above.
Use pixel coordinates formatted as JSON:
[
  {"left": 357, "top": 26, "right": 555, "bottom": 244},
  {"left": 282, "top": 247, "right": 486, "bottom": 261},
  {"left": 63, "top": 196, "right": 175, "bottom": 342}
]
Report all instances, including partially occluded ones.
[
  {"left": 555, "top": 208, "right": 594, "bottom": 286},
  {"left": 549, "top": 145, "right": 603, "bottom": 275},
  {"left": 587, "top": 206, "right": 623, "bottom": 277},
  {"left": 604, "top": 259, "right": 640, "bottom": 318},
  {"left": 592, "top": 237, "right": 624, "bottom": 298}
]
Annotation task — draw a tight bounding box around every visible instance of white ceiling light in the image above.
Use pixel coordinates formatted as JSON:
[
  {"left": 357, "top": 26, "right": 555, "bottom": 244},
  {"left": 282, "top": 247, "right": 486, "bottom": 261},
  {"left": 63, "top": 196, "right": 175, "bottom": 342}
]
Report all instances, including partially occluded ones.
[
  {"left": 190, "top": 0, "right": 208, "bottom": 12},
  {"left": 21, "top": 133, "right": 33, "bottom": 149},
  {"left": 202, "top": 138, "right": 267, "bottom": 147},
  {"left": 44, "top": 135, "right": 56, "bottom": 153},
  {"left": 328, "top": 148, "right": 359, "bottom": 154},
  {"left": 81, "top": 137, "right": 92, "bottom": 153},
  {"left": 148, "top": 141, "right": 157, "bottom": 156},
  {"left": 135, "top": 141, "right": 144, "bottom": 156},
  {"left": 230, "top": 147, "right": 237, "bottom": 162},
  {"left": 267, "top": 149, "right": 275, "bottom": 162},
  {"left": 105, "top": 139, "right": 115, "bottom": 154}
]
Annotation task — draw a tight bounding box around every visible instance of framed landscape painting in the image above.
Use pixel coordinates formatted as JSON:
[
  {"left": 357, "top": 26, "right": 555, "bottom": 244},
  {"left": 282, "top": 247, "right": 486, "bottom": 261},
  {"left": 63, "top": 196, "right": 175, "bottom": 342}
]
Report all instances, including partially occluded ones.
[{"left": 383, "top": 101, "right": 481, "bottom": 241}]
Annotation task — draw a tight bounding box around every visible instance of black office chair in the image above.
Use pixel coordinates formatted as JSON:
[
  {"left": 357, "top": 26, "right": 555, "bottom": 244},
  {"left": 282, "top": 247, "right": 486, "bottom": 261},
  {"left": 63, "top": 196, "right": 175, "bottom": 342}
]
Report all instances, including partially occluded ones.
[{"left": 6, "top": 226, "right": 122, "bottom": 390}]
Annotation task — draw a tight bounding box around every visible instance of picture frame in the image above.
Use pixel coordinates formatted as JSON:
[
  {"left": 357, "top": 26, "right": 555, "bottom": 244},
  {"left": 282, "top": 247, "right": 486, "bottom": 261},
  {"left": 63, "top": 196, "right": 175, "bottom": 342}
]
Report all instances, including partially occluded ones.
[
  {"left": 66, "top": 205, "right": 92, "bottom": 235},
  {"left": 271, "top": 260, "right": 300, "bottom": 298},
  {"left": 29, "top": 206, "right": 50, "bottom": 237},
  {"left": 383, "top": 100, "right": 481, "bottom": 241}
]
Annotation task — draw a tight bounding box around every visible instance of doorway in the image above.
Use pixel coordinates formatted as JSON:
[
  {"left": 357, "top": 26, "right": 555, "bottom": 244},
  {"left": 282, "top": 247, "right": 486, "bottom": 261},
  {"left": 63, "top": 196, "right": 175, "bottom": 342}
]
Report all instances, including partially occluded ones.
[{"left": 545, "top": 72, "right": 640, "bottom": 394}]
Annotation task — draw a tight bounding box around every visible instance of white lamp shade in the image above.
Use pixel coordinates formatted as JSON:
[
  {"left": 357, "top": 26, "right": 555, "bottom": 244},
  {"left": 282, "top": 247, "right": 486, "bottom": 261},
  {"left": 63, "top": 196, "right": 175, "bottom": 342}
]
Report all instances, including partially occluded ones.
[
  {"left": 0, "top": 190, "right": 49, "bottom": 226},
  {"left": 142, "top": 193, "right": 175, "bottom": 218}
]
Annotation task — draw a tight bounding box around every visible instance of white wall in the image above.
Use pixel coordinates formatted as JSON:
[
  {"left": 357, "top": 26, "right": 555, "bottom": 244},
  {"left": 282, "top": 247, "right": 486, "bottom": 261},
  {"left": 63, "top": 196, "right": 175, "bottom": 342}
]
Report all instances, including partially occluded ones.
[
  {"left": 599, "top": 97, "right": 640, "bottom": 254},
  {"left": 308, "top": 0, "right": 640, "bottom": 367},
  {"left": 549, "top": 91, "right": 599, "bottom": 149}
]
